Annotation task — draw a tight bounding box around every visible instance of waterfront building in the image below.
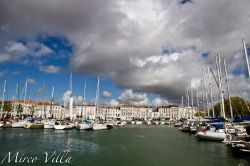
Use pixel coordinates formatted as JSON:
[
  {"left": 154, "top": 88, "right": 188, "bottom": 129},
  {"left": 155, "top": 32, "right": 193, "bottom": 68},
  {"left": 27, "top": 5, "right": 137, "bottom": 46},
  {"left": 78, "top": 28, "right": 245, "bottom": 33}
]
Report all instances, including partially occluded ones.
[
  {"left": 120, "top": 105, "right": 153, "bottom": 121},
  {"left": 157, "top": 105, "right": 197, "bottom": 120},
  {"left": 75, "top": 104, "right": 96, "bottom": 120},
  {"left": 177, "top": 106, "right": 197, "bottom": 119},
  {"left": 9, "top": 100, "right": 196, "bottom": 121},
  {"left": 157, "top": 105, "right": 179, "bottom": 120}
]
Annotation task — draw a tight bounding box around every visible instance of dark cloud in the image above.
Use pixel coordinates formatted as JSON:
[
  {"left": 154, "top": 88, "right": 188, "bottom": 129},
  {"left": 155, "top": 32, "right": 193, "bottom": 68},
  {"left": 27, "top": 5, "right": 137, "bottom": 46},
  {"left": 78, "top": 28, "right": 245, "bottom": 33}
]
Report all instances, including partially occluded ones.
[{"left": 1, "top": 0, "right": 250, "bottom": 103}]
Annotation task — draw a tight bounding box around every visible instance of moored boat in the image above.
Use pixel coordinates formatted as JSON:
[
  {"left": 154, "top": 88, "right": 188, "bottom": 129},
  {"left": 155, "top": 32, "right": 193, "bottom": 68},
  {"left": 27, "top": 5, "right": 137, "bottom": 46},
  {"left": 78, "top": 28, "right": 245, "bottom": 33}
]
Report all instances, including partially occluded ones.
[
  {"left": 44, "top": 119, "right": 56, "bottom": 129},
  {"left": 12, "top": 121, "right": 26, "bottom": 128},
  {"left": 24, "top": 122, "right": 44, "bottom": 129},
  {"left": 136, "top": 120, "right": 143, "bottom": 125},
  {"left": 92, "top": 123, "right": 107, "bottom": 130},
  {"left": 196, "top": 130, "right": 226, "bottom": 141},
  {"left": 77, "top": 120, "right": 93, "bottom": 130}
]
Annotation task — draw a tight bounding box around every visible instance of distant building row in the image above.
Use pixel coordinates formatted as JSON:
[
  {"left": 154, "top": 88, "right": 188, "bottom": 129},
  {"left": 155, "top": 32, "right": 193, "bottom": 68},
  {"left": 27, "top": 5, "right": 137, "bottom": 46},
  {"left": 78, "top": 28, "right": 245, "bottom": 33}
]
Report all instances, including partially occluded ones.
[{"left": 8, "top": 100, "right": 197, "bottom": 120}]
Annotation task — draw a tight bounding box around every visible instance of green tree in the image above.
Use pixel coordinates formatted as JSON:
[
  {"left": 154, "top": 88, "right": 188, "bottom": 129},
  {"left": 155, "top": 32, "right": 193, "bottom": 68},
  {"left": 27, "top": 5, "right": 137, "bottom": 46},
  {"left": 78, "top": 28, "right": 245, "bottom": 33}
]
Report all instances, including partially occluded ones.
[
  {"left": 3, "top": 101, "right": 12, "bottom": 112},
  {"left": 17, "top": 104, "right": 23, "bottom": 115},
  {"left": 211, "top": 97, "right": 250, "bottom": 118},
  {"left": 195, "top": 111, "right": 207, "bottom": 117}
]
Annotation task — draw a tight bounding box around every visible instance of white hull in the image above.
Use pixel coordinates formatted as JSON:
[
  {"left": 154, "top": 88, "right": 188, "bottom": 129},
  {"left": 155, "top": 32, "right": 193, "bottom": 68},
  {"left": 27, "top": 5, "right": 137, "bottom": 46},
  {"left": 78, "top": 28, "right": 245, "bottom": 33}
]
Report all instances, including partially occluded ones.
[
  {"left": 12, "top": 121, "right": 26, "bottom": 128},
  {"left": 54, "top": 125, "right": 66, "bottom": 130},
  {"left": 93, "top": 124, "right": 107, "bottom": 130},
  {"left": 0, "top": 124, "right": 3, "bottom": 128},
  {"left": 44, "top": 124, "right": 55, "bottom": 129},
  {"left": 136, "top": 121, "right": 143, "bottom": 125},
  {"left": 77, "top": 123, "right": 92, "bottom": 130},
  {"left": 196, "top": 131, "right": 226, "bottom": 141},
  {"left": 44, "top": 120, "right": 55, "bottom": 129},
  {"left": 54, "top": 124, "right": 74, "bottom": 130},
  {"left": 24, "top": 122, "right": 44, "bottom": 129}
]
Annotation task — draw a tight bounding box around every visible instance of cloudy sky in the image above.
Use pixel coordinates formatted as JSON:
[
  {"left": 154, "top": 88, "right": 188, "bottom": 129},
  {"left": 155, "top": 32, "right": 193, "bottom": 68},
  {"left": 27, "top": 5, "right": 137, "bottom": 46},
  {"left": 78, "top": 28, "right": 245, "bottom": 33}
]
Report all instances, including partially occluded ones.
[{"left": 0, "top": 0, "right": 250, "bottom": 107}]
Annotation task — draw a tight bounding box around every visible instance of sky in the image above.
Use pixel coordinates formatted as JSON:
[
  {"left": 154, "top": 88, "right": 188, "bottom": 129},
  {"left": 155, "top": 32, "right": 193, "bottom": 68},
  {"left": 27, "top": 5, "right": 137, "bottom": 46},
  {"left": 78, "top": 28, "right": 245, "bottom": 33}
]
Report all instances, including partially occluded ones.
[{"left": 0, "top": 0, "right": 250, "bottom": 107}]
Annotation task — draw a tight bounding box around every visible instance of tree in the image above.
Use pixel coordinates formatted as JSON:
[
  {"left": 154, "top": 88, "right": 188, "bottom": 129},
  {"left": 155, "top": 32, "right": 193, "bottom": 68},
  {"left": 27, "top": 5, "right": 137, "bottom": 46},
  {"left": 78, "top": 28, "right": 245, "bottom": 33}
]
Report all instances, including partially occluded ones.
[
  {"left": 195, "top": 111, "right": 207, "bottom": 117},
  {"left": 3, "top": 101, "right": 12, "bottom": 113},
  {"left": 17, "top": 104, "right": 23, "bottom": 115},
  {"left": 211, "top": 96, "right": 250, "bottom": 118}
]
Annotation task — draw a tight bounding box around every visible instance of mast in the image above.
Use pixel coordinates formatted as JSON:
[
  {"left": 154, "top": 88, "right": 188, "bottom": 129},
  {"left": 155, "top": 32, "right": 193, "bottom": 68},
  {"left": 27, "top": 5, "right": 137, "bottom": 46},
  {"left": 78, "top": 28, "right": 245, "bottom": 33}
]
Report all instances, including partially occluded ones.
[
  {"left": 196, "top": 83, "right": 199, "bottom": 115},
  {"left": 95, "top": 76, "right": 100, "bottom": 120},
  {"left": 223, "top": 58, "right": 233, "bottom": 119},
  {"left": 1, "top": 80, "right": 7, "bottom": 118},
  {"left": 69, "top": 72, "right": 73, "bottom": 121},
  {"left": 242, "top": 39, "right": 250, "bottom": 78},
  {"left": 50, "top": 86, "right": 54, "bottom": 118},
  {"left": 191, "top": 87, "right": 194, "bottom": 119},
  {"left": 82, "top": 80, "right": 87, "bottom": 119},
  {"left": 202, "top": 68, "right": 207, "bottom": 116},
  {"left": 43, "top": 81, "right": 46, "bottom": 119},
  {"left": 15, "top": 83, "right": 19, "bottom": 115},
  {"left": 24, "top": 80, "right": 28, "bottom": 101},
  {"left": 207, "top": 66, "right": 215, "bottom": 117},
  {"left": 216, "top": 53, "right": 226, "bottom": 119}
]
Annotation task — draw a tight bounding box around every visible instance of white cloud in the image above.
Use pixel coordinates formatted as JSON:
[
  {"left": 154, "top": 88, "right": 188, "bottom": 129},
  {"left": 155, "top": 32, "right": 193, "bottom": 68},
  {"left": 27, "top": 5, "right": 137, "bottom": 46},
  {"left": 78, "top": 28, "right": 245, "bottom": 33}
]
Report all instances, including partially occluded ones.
[
  {"left": 118, "top": 89, "right": 150, "bottom": 105},
  {"left": 110, "top": 99, "right": 119, "bottom": 106},
  {"left": 102, "top": 90, "right": 111, "bottom": 98},
  {"left": 26, "top": 78, "right": 36, "bottom": 84},
  {"left": 39, "top": 65, "right": 62, "bottom": 74},
  {"left": 151, "top": 97, "right": 169, "bottom": 107},
  {"left": 61, "top": 90, "right": 83, "bottom": 107}
]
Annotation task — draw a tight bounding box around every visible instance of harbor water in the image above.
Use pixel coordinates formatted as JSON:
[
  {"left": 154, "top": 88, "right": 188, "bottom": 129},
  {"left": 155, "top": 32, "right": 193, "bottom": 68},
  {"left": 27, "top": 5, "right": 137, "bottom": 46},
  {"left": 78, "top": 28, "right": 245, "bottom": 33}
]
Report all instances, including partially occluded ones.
[{"left": 0, "top": 126, "right": 249, "bottom": 166}]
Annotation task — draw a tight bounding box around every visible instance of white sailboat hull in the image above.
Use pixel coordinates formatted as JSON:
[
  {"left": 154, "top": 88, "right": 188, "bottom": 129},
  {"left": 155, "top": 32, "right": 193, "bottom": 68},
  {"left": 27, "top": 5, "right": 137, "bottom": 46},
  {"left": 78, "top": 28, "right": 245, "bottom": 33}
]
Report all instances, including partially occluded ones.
[
  {"left": 136, "top": 121, "right": 143, "bottom": 125},
  {"left": 77, "top": 123, "right": 92, "bottom": 130},
  {"left": 196, "top": 131, "right": 226, "bottom": 141},
  {"left": 12, "top": 121, "right": 26, "bottom": 128},
  {"left": 44, "top": 120, "right": 55, "bottom": 129},
  {"left": 54, "top": 125, "right": 66, "bottom": 130},
  {"left": 93, "top": 124, "right": 107, "bottom": 130},
  {"left": 54, "top": 124, "right": 74, "bottom": 130}
]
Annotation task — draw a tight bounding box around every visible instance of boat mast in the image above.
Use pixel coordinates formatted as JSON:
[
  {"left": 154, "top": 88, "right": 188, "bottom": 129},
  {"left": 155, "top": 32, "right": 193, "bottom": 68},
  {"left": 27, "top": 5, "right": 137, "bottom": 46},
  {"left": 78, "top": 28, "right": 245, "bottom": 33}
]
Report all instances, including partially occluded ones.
[
  {"left": 50, "top": 86, "right": 54, "bottom": 118},
  {"left": 180, "top": 95, "right": 184, "bottom": 119},
  {"left": 1, "top": 80, "right": 7, "bottom": 118},
  {"left": 95, "top": 76, "right": 100, "bottom": 121},
  {"left": 82, "top": 80, "right": 87, "bottom": 119},
  {"left": 196, "top": 83, "right": 199, "bottom": 115},
  {"left": 216, "top": 53, "right": 226, "bottom": 119},
  {"left": 223, "top": 58, "right": 233, "bottom": 119},
  {"left": 43, "top": 81, "right": 46, "bottom": 119},
  {"left": 69, "top": 72, "right": 73, "bottom": 121},
  {"left": 202, "top": 68, "right": 209, "bottom": 117},
  {"left": 191, "top": 87, "right": 194, "bottom": 119},
  {"left": 207, "top": 66, "right": 215, "bottom": 117},
  {"left": 242, "top": 39, "right": 250, "bottom": 78},
  {"left": 24, "top": 80, "right": 28, "bottom": 101}
]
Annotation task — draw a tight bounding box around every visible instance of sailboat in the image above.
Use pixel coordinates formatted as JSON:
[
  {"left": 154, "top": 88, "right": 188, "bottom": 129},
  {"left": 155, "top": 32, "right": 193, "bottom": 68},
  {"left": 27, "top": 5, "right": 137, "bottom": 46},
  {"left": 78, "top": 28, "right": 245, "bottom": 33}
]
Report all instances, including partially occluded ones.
[
  {"left": 92, "top": 76, "right": 108, "bottom": 131},
  {"left": 196, "top": 54, "right": 227, "bottom": 141},
  {"left": 44, "top": 86, "right": 56, "bottom": 129}
]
